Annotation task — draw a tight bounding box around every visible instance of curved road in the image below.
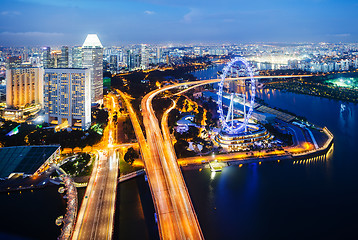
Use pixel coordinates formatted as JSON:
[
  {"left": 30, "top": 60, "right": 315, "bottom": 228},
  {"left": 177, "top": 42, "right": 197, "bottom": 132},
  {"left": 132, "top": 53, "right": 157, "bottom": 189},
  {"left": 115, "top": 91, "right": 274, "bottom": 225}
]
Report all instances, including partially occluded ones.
[{"left": 123, "top": 75, "right": 312, "bottom": 240}]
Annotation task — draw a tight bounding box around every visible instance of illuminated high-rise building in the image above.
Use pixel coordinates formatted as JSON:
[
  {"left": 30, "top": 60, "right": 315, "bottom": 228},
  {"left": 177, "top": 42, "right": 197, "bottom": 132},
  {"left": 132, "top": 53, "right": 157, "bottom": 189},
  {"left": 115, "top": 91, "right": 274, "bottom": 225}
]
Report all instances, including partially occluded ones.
[
  {"left": 71, "top": 46, "right": 82, "bottom": 68},
  {"left": 82, "top": 34, "right": 103, "bottom": 103},
  {"left": 44, "top": 68, "right": 91, "bottom": 130},
  {"left": 109, "top": 55, "right": 118, "bottom": 73},
  {"left": 140, "top": 44, "right": 149, "bottom": 69},
  {"left": 59, "top": 46, "right": 69, "bottom": 68},
  {"left": 194, "top": 47, "right": 202, "bottom": 57},
  {"left": 6, "top": 56, "right": 22, "bottom": 69},
  {"left": 42, "top": 47, "right": 51, "bottom": 68},
  {"left": 127, "top": 49, "right": 141, "bottom": 71},
  {"left": 51, "top": 50, "right": 61, "bottom": 68},
  {"left": 6, "top": 67, "right": 44, "bottom": 109},
  {"left": 156, "top": 47, "right": 162, "bottom": 63}
]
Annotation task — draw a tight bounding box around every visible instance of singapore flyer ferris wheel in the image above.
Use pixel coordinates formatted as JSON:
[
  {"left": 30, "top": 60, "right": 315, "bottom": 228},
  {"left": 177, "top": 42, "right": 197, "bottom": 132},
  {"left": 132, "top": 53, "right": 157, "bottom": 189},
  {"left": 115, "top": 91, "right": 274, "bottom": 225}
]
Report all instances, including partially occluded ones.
[{"left": 217, "top": 57, "right": 256, "bottom": 134}]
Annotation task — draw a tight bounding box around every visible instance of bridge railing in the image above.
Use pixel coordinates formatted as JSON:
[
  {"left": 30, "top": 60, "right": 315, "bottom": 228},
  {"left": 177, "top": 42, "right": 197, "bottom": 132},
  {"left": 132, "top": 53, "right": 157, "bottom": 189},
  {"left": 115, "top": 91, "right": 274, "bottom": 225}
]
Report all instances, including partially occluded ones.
[{"left": 58, "top": 175, "right": 77, "bottom": 240}]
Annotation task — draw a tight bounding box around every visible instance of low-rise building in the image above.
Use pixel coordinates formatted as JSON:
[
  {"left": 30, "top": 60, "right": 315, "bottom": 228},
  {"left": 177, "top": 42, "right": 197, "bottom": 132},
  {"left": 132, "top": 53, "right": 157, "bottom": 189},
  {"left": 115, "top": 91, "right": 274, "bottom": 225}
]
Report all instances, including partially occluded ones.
[{"left": 0, "top": 145, "right": 60, "bottom": 178}]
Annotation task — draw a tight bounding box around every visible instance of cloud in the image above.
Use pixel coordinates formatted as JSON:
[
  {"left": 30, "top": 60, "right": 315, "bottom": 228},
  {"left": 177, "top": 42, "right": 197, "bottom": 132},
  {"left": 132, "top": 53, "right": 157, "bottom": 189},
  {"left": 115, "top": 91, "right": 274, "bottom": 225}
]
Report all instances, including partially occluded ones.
[
  {"left": 0, "top": 31, "right": 64, "bottom": 37},
  {"left": 180, "top": 8, "right": 271, "bottom": 24},
  {"left": 144, "top": 10, "right": 155, "bottom": 15},
  {"left": 327, "top": 33, "right": 351, "bottom": 37},
  {"left": 1, "top": 11, "right": 21, "bottom": 16},
  {"left": 182, "top": 8, "right": 201, "bottom": 23}
]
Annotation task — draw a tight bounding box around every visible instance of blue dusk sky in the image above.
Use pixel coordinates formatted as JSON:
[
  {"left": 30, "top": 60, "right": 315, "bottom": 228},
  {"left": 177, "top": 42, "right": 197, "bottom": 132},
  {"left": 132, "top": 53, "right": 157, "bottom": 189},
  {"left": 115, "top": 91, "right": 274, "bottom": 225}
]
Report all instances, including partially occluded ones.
[{"left": 0, "top": 0, "right": 357, "bottom": 46}]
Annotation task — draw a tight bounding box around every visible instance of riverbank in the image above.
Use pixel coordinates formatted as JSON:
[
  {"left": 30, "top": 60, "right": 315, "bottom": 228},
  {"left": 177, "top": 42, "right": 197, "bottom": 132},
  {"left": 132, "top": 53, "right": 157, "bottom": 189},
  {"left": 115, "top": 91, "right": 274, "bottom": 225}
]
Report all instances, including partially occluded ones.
[
  {"left": 178, "top": 124, "right": 333, "bottom": 170},
  {"left": 115, "top": 64, "right": 358, "bottom": 240},
  {"left": 265, "top": 78, "right": 358, "bottom": 103}
]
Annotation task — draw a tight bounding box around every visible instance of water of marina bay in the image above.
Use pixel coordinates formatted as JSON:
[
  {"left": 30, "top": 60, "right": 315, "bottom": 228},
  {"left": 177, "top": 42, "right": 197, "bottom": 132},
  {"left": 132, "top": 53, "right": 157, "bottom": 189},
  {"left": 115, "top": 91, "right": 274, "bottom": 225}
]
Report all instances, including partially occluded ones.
[
  {"left": 117, "top": 65, "right": 358, "bottom": 240},
  {"left": 0, "top": 185, "right": 66, "bottom": 240},
  {"left": 182, "top": 64, "right": 358, "bottom": 239},
  {"left": 1, "top": 64, "right": 355, "bottom": 240}
]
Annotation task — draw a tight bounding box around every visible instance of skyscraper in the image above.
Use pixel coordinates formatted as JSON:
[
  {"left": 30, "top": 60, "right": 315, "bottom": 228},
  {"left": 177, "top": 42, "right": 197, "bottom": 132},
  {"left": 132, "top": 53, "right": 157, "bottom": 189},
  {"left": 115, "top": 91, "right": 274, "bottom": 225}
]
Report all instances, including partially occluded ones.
[
  {"left": 6, "top": 56, "right": 22, "bottom": 69},
  {"left": 51, "top": 50, "right": 61, "bottom": 68},
  {"left": 141, "top": 44, "right": 149, "bottom": 69},
  {"left": 71, "top": 46, "right": 82, "bottom": 68},
  {"left": 6, "top": 67, "right": 44, "bottom": 108},
  {"left": 42, "top": 47, "right": 51, "bottom": 68},
  {"left": 44, "top": 68, "right": 91, "bottom": 130},
  {"left": 59, "top": 46, "right": 69, "bottom": 68},
  {"left": 82, "top": 34, "right": 103, "bottom": 103},
  {"left": 126, "top": 49, "right": 141, "bottom": 71},
  {"left": 109, "top": 55, "right": 118, "bottom": 73},
  {"left": 156, "top": 47, "right": 162, "bottom": 63}
]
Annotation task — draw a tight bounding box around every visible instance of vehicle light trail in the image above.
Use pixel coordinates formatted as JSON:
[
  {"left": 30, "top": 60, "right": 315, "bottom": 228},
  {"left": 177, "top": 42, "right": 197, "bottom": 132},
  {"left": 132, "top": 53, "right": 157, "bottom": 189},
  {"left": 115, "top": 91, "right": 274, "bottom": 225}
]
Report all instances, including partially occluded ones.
[
  {"left": 72, "top": 94, "right": 119, "bottom": 240},
  {"left": 119, "top": 75, "right": 312, "bottom": 240}
]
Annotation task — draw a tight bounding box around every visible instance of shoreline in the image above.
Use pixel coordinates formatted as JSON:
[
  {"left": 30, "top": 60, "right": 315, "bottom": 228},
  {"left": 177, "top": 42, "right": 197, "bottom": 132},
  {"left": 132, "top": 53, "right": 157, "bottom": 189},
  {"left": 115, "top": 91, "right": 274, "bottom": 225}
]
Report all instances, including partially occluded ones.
[
  {"left": 178, "top": 126, "right": 334, "bottom": 170},
  {"left": 117, "top": 126, "right": 333, "bottom": 174},
  {"left": 265, "top": 83, "right": 358, "bottom": 104}
]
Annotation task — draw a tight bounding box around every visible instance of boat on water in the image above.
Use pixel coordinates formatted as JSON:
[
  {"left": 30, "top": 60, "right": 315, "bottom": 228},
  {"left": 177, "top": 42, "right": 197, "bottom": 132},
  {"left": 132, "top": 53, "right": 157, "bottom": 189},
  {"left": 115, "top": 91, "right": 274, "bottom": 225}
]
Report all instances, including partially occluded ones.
[{"left": 209, "top": 160, "right": 223, "bottom": 172}]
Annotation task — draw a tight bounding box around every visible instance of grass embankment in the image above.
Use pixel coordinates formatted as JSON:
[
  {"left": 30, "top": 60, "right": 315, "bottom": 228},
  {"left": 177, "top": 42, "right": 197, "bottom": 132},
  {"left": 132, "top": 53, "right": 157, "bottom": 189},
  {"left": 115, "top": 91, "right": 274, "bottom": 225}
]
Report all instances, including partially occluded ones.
[{"left": 118, "top": 150, "right": 143, "bottom": 176}]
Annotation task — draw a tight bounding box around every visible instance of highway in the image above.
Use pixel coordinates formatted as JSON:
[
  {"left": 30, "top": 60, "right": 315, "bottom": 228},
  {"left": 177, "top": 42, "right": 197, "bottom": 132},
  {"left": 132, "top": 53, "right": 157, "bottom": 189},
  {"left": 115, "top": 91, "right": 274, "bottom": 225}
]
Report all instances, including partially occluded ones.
[
  {"left": 173, "top": 75, "right": 312, "bottom": 96},
  {"left": 72, "top": 94, "right": 119, "bottom": 240},
  {"left": 161, "top": 99, "right": 177, "bottom": 154},
  {"left": 72, "top": 150, "right": 118, "bottom": 240},
  {"left": 118, "top": 90, "right": 191, "bottom": 239},
  {"left": 118, "top": 75, "right": 311, "bottom": 240},
  {"left": 119, "top": 90, "right": 182, "bottom": 238},
  {"left": 117, "top": 91, "right": 151, "bottom": 162},
  {"left": 142, "top": 89, "right": 205, "bottom": 239}
]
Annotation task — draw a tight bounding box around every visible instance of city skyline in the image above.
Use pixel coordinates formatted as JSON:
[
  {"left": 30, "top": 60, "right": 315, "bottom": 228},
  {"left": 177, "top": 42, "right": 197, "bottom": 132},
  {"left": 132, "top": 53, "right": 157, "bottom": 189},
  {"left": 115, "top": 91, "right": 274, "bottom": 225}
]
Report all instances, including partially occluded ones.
[
  {"left": 1, "top": 1, "right": 358, "bottom": 240},
  {"left": 1, "top": 0, "right": 358, "bottom": 46}
]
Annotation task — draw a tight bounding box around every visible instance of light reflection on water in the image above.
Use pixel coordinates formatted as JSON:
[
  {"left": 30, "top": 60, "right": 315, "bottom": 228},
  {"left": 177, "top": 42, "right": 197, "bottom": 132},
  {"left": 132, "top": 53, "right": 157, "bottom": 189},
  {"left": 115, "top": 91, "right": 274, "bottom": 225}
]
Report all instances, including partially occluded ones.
[{"left": 185, "top": 65, "right": 358, "bottom": 239}]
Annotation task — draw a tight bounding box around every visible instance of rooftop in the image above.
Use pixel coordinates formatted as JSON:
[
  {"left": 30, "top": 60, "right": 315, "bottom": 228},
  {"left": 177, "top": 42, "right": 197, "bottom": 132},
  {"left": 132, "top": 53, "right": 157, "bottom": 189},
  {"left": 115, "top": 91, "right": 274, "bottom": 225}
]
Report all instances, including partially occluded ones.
[
  {"left": 82, "top": 34, "right": 103, "bottom": 48},
  {"left": 0, "top": 145, "right": 60, "bottom": 178}
]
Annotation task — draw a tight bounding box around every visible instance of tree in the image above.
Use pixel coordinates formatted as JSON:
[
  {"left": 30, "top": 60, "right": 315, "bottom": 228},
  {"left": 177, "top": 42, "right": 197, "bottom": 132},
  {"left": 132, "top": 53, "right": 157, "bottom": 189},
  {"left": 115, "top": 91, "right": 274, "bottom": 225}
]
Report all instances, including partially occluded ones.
[
  {"left": 92, "top": 109, "right": 109, "bottom": 125},
  {"left": 177, "top": 96, "right": 186, "bottom": 110},
  {"left": 206, "top": 111, "right": 216, "bottom": 127},
  {"left": 194, "top": 106, "right": 204, "bottom": 125},
  {"left": 123, "top": 118, "right": 136, "bottom": 140},
  {"left": 174, "top": 140, "right": 189, "bottom": 158},
  {"left": 124, "top": 147, "right": 139, "bottom": 165},
  {"left": 187, "top": 126, "right": 199, "bottom": 139},
  {"left": 168, "top": 109, "right": 180, "bottom": 127}
]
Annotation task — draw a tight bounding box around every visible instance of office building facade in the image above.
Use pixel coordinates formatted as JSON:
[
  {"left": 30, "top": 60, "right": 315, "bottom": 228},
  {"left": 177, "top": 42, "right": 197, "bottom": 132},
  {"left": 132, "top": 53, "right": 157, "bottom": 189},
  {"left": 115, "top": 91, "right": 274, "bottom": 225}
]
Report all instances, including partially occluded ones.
[
  {"left": 6, "top": 67, "right": 44, "bottom": 108},
  {"left": 44, "top": 68, "right": 91, "bottom": 130},
  {"left": 7, "top": 56, "right": 22, "bottom": 69},
  {"left": 59, "top": 46, "right": 69, "bottom": 68},
  {"left": 140, "top": 44, "right": 149, "bottom": 69},
  {"left": 71, "top": 46, "right": 82, "bottom": 68},
  {"left": 42, "top": 47, "right": 51, "bottom": 68},
  {"left": 126, "top": 49, "right": 141, "bottom": 71},
  {"left": 109, "top": 55, "right": 118, "bottom": 73}
]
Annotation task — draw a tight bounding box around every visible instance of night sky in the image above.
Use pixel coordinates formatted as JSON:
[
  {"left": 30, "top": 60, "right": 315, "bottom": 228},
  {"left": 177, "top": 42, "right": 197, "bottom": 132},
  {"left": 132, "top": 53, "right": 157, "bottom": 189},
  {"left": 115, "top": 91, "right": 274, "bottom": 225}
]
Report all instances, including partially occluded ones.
[{"left": 0, "top": 0, "right": 357, "bottom": 46}]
